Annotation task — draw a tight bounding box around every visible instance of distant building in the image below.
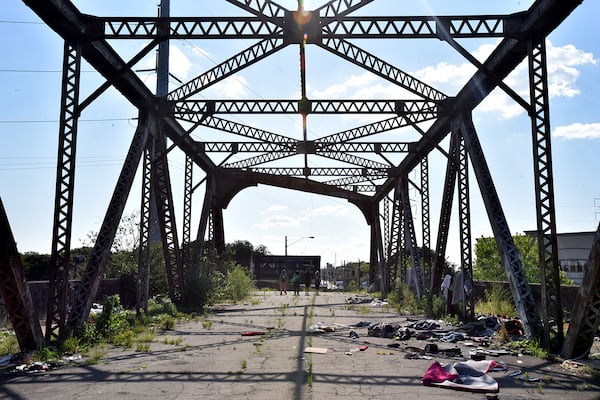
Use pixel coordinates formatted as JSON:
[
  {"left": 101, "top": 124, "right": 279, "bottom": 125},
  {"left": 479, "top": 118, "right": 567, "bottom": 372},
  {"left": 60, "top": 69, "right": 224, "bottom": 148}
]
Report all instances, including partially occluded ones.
[
  {"left": 524, "top": 230, "right": 595, "bottom": 285},
  {"left": 251, "top": 254, "right": 320, "bottom": 288}
]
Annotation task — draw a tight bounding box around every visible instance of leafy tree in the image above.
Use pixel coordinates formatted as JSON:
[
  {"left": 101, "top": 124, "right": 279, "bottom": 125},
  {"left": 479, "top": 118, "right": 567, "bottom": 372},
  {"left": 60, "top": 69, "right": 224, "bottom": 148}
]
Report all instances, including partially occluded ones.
[
  {"left": 21, "top": 252, "right": 51, "bottom": 281},
  {"left": 473, "top": 234, "right": 572, "bottom": 284}
]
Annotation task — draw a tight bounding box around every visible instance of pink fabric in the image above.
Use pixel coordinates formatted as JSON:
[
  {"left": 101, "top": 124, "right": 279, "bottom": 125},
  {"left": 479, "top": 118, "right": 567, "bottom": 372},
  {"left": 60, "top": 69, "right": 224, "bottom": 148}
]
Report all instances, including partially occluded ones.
[
  {"left": 422, "top": 360, "right": 503, "bottom": 393},
  {"left": 422, "top": 361, "right": 459, "bottom": 385}
]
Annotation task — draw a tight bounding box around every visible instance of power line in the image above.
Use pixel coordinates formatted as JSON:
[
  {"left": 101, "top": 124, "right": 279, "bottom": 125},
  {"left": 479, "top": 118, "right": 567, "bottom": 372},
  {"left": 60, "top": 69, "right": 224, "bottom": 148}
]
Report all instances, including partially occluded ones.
[
  {"left": 0, "top": 20, "right": 43, "bottom": 25},
  {"left": 0, "top": 117, "right": 135, "bottom": 124},
  {"left": 0, "top": 69, "right": 96, "bottom": 73}
]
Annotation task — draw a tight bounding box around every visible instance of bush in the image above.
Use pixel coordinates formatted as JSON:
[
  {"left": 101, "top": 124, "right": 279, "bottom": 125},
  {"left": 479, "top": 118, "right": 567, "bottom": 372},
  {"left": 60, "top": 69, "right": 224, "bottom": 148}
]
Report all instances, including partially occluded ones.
[
  {"left": 388, "top": 281, "right": 421, "bottom": 314},
  {"left": 95, "top": 295, "right": 131, "bottom": 340},
  {"left": 0, "top": 331, "right": 19, "bottom": 355},
  {"left": 225, "top": 265, "right": 253, "bottom": 302},
  {"left": 475, "top": 284, "right": 515, "bottom": 316}
]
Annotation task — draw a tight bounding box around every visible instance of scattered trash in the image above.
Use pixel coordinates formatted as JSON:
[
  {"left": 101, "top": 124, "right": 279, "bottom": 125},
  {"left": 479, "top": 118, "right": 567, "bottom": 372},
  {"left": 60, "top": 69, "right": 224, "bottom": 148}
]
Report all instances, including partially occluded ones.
[
  {"left": 304, "top": 347, "right": 328, "bottom": 354},
  {"left": 469, "top": 350, "right": 486, "bottom": 361},
  {"left": 308, "top": 322, "right": 336, "bottom": 333},
  {"left": 241, "top": 331, "right": 265, "bottom": 336},
  {"left": 368, "top": 322, "right": 401, "bottom": 338},
  {"left": 348, "top": 330, "right": 359, "bottom": 339}
]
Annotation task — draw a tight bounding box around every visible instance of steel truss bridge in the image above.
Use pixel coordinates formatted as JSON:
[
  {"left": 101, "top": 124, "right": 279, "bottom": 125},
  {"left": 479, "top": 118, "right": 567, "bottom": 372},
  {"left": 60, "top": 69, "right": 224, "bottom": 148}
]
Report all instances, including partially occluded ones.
[{"left": 1, "top": 0, "right": 598, "bottom": 359}]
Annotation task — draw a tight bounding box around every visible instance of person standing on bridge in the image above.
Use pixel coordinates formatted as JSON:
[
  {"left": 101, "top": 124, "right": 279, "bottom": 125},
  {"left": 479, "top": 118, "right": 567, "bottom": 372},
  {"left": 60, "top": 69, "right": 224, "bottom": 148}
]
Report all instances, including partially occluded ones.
[
  {"left": 314, "top": 269, "right": 321, "bottom": 295},
  {"left": 279, "top": 268, "right": 288, "bottom": 295},
  {"left": 304, "top": 268, "right": 312, "bottom": 296},
  {"left": 291, "top": 270, "right": 301, "bottom": 296}
]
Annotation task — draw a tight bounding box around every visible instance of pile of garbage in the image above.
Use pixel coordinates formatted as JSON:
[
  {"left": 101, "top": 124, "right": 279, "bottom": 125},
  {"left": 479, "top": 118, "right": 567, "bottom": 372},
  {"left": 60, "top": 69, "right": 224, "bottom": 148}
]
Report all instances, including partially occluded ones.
[{"left": 0, "top": 352, "right": 82, "bottom": 376}]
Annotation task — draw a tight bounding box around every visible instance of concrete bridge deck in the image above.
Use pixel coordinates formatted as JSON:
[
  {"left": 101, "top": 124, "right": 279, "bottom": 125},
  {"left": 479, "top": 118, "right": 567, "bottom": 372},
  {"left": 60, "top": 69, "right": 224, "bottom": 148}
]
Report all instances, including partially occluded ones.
[{"left": 1, "top": 291, "right": 598, "bottom": 400}]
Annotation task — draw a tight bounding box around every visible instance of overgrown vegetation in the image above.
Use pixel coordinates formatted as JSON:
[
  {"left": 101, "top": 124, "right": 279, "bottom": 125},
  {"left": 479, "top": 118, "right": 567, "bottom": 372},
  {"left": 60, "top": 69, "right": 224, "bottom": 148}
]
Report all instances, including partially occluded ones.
[
  {"left": 473, "top": 234, "right": 573, "bottom": 285},
  {"left": 475, "top": 284, "right": 515, "bottom": 316},
  {"left": 388, "top": 282, "right": 446, "bottom": 318}
]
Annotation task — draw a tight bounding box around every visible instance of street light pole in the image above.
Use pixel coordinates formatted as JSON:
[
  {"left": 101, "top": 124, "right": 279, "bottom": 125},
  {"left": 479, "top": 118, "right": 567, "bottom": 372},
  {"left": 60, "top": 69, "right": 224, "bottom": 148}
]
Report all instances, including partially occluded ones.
[{"left": 285, "top": 235, "right": 315, "bottom": 256}]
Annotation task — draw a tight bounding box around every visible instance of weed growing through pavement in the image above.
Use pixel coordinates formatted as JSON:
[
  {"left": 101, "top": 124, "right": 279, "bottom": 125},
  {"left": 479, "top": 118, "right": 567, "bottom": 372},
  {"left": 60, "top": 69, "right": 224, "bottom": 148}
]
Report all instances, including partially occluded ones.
[
  {"left": 202, "top": 320, "right": 213, "bottom": 329},
  {"left": 279, "top": 303, "right": 288, "bottom": 316},
  {"left": 135, "top": 343, "right": 151, "bottom": 352},
  {"left": 85, "top": 348, "right": 107, "bottom": 365},
  {"left": 163, "top": 335, "right": 183, "bottom": 346},
  {"left": 136, "top": 332, "right": 155, "bottom": 343},
  {"left": 241, "top": 359, "right": 247, "bottom": 369}
]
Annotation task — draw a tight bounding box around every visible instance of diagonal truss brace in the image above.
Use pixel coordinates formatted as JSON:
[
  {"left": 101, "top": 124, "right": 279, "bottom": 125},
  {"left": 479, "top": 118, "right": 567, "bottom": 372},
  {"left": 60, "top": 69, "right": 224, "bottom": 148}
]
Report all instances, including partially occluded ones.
[
  {"left": 46, "top": 40, "right": 81, "bottom": 343},
  {"left": 528, "top": 38, "right": 563, "bottom": 350},
  {"left": 458, "top": 114, "right": 541, "bottom": 338},
  {"left": 399, "top": 177, "right": 424, "bottom": 297},
  {"left": 67, "top": 114, "right": 150, "bottom": 335},
  {"left": 0, "top": 198, "right": 45, "bottom": 351}
]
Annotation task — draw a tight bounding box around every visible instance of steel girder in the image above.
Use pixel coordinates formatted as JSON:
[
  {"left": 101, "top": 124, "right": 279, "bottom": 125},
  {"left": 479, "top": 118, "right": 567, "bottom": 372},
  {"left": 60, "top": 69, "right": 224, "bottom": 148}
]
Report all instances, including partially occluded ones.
[
  {"left": 457, "top": 133, "right": 474, "bottom": 320},
  {"left": 399, "top": 177, "right": 424, "bottom": 297},
  {"left": 420, "top": 157, "right": 431, "bottom": 287},
  {"left": 0, "top": 199, "right": 45, "bottom": 351},
  {"left": 182, "top": 155, "right": 194, "bottom": 266},
  {"left": 96, "top": 9, "right": 523, "bottom": 40},
  {"left": 562, "top": 223, "right": 600, "bottom": 359},
  {"left": 150, "top": 132, "right": 185, "bottom": 304},
  {"left": 67, "top": 115, "right": 151, "bottom": 335},
  {"left": 431, "top": 128, "right": 459, "bottom": 293},
  {"left": 528, "top": 39, "right": 564, "bottom": 349},
  {"left": 173, "top": 99, "right": 436, "bottom": 115},
  {"left": 385, "top": 190, "right": 401, "bottom": 294},
  {"left": 458, "top": 114, "right": 541, "bottom": 338},
  {"left": 197, "top": 141, "right": 413, "bottom": 153},
  {"left": 136, "top": 146, "right": 153, "bottom": 315},
  {"left": 46, "top": 41, "right": 81, "bottom": 343}
]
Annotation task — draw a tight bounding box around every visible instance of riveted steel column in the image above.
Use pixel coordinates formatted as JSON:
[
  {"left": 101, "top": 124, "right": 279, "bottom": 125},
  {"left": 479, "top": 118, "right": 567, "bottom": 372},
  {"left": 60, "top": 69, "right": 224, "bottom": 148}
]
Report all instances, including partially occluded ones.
[
  {"left": 528, "top": 38, "right": 563, "bottom": 349},
  {"left": 457, "top": 134, "right": 474, "bottom": 319},
  {"left": 46, "top": 41, "right": 81, "bottom": 343},
  {"left": 562, "top": 223, "right": 600, "bottom": 358},
  {"left": 0, "top": 199, "right": 44, "bottom": 351},
  {"left": 136, "top": 145, "right": 152, "bottom": 315}
]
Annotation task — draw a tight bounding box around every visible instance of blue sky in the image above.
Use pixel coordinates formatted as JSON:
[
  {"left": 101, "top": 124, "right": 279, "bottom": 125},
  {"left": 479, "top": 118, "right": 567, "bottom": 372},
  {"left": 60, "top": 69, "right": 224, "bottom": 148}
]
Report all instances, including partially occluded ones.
[{"left": 1, "top": 1, "right": 599, "bottom": 269}]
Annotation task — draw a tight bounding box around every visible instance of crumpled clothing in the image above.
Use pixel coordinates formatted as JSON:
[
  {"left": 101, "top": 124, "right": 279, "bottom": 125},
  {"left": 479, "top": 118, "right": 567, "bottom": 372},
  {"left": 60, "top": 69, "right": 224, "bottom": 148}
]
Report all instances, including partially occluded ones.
[
  {"left": 408, "top": 319, "right": 441, "bottom": 330},
  {"left": 367, "top": 322, "right": 401, "bottom": 338},
  {"left": 308, "top": 322, "right": 336, "bottom": 333},
  {"left": 440, "top": 332, "right": 465, "bottom": 343}
]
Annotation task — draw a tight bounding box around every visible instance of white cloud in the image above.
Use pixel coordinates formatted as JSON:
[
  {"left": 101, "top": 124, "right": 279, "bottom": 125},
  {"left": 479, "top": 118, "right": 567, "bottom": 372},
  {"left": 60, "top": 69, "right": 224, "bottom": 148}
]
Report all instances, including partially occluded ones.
[
  {"left": 414, "top": 62, "right": 475, "bottom": 88},
  {"left": 253, "top": 214, "right": 306, "bottom": 229},
  {"left": 305, "top": 205, "right": 351, "bottom": 217},
  {"left": 554, "top": 122, "right": 600, "bottom": 139},
  {"left": 213, "top": 75, "right": 249, "bottom": 98},
  {"left": 265, "top": 204, "right": 288, "bottom": 213},
  {"left": 169, "top": 45, "right": 193, "bottom": 80}
]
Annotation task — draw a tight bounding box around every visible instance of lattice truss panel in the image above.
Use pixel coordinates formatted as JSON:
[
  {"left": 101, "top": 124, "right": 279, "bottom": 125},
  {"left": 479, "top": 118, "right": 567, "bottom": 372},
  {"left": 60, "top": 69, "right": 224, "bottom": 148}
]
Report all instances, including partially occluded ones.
[{"left": 16, "top": 0, "right": 586, "bottom": 346}]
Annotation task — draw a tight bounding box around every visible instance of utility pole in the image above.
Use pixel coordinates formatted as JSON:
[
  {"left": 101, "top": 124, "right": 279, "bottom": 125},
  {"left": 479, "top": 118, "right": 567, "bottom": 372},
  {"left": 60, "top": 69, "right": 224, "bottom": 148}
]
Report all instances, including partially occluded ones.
[{"left": 149, "top": 0, "right": 170, "bottom": 244}]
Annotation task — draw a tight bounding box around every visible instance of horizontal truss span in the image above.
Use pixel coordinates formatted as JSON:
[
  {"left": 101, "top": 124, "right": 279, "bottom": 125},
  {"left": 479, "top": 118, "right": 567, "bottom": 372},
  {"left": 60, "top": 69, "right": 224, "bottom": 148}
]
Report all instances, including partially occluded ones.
[
  {"left": 96, "top": 15, "right": 517, "bottom": 39},
  {"left": 238, "top": 167, "right": 389, "bottom": 177},
  {"left": 173, "top": 99, "right": 437, "bottom": 115},
  {"left": 197, "top": 142, "right": 413, "bottom": 153}
]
